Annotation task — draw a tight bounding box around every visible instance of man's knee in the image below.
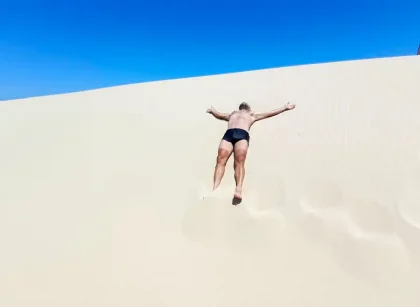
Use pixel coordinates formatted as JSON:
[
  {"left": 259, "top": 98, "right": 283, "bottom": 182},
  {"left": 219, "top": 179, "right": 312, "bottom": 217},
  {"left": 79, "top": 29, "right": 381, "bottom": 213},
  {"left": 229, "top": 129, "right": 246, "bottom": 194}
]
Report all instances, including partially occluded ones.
[
  {"left": 216, "top": 157, "right": 228, "bottom": 166},
  {"left": 234, "top": 150, "right": 247, "bottom": 164},
  {"left": 216, "top": 151, "right": 229, "bottom": 166}
]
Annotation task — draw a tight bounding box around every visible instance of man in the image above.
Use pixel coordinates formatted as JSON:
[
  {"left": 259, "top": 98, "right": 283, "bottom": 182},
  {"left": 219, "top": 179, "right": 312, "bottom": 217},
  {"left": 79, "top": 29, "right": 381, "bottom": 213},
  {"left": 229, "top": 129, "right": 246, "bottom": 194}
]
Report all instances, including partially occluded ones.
[{"left": 206, "top": 101, "right": 296, "bottom": 202}]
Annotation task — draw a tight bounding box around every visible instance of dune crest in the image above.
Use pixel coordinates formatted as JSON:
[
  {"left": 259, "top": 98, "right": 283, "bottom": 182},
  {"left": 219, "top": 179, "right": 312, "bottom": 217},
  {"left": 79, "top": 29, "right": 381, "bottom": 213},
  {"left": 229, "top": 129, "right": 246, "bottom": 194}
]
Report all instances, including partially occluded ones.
[{"left": 1, "top": 56, "right": 420, "bottom": 306}]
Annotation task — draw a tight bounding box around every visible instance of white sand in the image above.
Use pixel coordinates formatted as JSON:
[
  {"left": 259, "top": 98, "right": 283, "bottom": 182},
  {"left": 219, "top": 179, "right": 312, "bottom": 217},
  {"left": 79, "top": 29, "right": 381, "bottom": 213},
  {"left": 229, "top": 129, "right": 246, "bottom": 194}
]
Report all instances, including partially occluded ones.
[{"left": 1, "top": 55, "right": 420, "bottom": 306}]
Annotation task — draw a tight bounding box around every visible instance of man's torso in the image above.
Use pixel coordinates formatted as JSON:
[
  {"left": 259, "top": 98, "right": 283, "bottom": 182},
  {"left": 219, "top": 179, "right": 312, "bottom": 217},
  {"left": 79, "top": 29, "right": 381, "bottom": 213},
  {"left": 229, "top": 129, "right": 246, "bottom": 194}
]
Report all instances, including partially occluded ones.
[{"left": 227, "top": 110, "right": 254, "bottom": 131}]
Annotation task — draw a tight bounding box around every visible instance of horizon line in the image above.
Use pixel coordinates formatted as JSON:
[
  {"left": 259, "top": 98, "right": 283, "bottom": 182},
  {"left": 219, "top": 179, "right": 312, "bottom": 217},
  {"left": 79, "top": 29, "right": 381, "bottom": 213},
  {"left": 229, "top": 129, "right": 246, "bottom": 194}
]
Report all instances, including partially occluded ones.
[{"left": 2, "top": 54, "right": 416, "bottom": 102}]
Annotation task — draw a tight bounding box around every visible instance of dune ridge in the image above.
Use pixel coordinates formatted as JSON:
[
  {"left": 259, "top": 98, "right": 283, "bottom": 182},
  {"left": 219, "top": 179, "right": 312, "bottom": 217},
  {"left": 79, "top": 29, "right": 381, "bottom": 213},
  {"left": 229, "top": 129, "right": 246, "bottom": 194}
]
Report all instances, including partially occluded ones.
[{"left": 1, "top": 55, "right": 420, "bottom": 306}]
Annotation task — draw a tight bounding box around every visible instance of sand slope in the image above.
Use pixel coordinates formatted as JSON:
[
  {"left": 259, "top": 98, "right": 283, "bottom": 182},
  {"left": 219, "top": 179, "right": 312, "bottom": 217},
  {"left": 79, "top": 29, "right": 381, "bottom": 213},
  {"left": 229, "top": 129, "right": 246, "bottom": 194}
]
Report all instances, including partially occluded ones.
[{"left": 1, "top": 55, "right": 420, "bottom": 307}]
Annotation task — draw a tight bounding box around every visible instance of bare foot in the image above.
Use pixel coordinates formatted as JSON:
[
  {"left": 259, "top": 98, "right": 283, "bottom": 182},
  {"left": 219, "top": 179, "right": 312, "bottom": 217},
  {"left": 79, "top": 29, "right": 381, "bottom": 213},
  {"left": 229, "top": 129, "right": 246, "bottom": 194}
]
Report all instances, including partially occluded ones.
[
  {"left": 232, "top": 188, "right": 243, "bottom": 205},
  {"left": 234, "top": 187, "right": 242, "bottom": 199}
]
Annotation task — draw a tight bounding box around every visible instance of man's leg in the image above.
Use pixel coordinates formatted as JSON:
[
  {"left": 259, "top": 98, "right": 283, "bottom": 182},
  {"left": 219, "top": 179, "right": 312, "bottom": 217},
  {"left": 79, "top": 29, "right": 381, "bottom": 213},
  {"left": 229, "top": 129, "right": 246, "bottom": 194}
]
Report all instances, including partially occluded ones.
[
  {"left": 213, "top": 139, "right": 233, "bottom": 190},
  {"left": 233, "top": 140, "right": 249, "bottom": 198}
]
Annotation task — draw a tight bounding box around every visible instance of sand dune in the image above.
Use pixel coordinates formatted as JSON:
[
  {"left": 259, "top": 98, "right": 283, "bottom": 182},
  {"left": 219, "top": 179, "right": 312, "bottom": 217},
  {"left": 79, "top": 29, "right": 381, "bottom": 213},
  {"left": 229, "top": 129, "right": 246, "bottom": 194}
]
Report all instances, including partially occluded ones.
[{"left": 1, "top": 55, "right": 420, "bottom": 306}]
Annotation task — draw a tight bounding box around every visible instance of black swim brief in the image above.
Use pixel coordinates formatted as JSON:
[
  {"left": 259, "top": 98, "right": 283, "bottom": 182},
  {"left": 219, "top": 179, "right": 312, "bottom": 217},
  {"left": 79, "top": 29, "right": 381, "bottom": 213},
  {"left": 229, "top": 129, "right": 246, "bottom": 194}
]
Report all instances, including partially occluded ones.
[{"left": 222, "top": 128, "right": 250, "bottom": 145}]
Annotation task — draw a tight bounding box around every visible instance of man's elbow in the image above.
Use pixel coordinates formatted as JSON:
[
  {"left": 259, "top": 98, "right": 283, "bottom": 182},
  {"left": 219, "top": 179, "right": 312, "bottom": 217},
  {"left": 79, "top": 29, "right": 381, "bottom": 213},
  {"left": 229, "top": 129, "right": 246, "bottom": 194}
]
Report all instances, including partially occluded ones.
[{"left": 216, "top": 114, "right": 229, "bottom": 121}]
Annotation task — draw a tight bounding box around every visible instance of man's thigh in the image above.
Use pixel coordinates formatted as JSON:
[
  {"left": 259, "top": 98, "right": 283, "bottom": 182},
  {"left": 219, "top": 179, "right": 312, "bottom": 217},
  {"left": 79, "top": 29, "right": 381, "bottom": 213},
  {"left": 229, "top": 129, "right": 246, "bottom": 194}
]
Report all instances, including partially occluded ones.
[
  {"left": 217, "top": 139, "right": 234, "bottom": 161},
  {"left": 234, "top": 140, "right": 249, "bottom": 161}
]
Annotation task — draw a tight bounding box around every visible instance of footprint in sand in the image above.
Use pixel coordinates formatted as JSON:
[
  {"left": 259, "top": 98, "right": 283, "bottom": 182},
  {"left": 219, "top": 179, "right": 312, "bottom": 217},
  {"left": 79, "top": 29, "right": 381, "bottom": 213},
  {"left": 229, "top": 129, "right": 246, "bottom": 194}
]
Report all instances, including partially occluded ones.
[
  {"left": 343, "top": 198, "right": 395, "bottom": 235},
  {"left": 396, "top": 177, "right": 420, "bottom": 230},
  {"left": 299, "top": 179, "right": 343, "bottom": 213}
]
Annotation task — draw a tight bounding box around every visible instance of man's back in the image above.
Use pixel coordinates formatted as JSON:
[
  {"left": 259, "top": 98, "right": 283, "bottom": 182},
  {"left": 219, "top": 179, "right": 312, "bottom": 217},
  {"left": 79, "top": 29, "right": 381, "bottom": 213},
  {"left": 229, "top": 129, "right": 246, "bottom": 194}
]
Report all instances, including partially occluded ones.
[{"left": 227, "top": 110, "right": 254, "bottom": 131}]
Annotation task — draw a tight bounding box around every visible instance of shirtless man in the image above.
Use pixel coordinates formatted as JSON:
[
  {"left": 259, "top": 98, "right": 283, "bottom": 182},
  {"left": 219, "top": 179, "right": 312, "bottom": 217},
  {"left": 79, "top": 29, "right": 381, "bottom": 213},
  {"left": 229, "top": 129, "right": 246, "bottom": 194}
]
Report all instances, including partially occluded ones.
[{"left": 206, "top": 101, "right": 296, "bottom": 202}]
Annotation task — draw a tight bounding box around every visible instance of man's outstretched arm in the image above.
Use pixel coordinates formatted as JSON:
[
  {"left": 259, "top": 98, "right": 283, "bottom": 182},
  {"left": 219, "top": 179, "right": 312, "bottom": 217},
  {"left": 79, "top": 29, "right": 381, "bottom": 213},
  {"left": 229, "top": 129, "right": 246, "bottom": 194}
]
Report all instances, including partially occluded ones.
[
  {"left": 252, "top": 102, "right": 295, "bottom": 122},
  {"left": 206, "top": 107, "right": 230, "bottom": 121}
]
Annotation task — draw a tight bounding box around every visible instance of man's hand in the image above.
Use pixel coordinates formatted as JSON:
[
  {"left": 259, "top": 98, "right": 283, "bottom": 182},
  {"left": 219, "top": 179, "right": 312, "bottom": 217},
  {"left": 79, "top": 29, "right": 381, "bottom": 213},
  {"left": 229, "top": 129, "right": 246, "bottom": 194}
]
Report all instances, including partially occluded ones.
[
  {"left": 206, "top": 106, "right": 230, "bottom": 121},
  {"left": 206, "top": 106, "right": 215, "bottom": 114},
  {"left": 252, "top": 101, "right": 296, "bottom": 122},
  {"left": 285, "top": 102, "right": 296, "bottom": 110}
]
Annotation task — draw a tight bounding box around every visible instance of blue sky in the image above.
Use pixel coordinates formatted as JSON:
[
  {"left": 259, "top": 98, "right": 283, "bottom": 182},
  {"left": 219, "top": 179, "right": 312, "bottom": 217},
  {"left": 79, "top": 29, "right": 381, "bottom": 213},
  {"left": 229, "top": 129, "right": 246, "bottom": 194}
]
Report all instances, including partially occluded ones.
[{"left": 1, "top": 0, "right": 418, "bottom": 100}]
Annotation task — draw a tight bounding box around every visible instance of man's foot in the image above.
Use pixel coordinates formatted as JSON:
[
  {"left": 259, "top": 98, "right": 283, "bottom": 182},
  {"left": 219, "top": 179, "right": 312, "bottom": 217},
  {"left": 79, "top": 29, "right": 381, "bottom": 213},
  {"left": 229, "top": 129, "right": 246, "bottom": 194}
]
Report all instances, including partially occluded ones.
[
  {"left": 234, "top": 187, "right": 242, "bottom": 198},
  {"left": 232, "top": 188, "right": 243, "bottom": 205}
]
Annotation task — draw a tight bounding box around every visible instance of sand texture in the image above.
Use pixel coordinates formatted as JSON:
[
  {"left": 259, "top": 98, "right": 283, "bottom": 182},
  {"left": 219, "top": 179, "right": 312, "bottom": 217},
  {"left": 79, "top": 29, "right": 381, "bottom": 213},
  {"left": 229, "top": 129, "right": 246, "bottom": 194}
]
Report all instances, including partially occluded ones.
[{"left": 1, "top": 55, "right": 420, "bottom": 306}]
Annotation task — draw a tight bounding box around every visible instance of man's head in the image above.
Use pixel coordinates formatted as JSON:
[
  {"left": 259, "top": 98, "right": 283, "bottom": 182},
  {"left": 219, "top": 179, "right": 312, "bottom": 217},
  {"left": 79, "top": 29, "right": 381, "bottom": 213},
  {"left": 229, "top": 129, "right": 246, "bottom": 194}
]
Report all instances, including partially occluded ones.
[{"left": 239, "top": 102, "right": 251, "bottom": 112}]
